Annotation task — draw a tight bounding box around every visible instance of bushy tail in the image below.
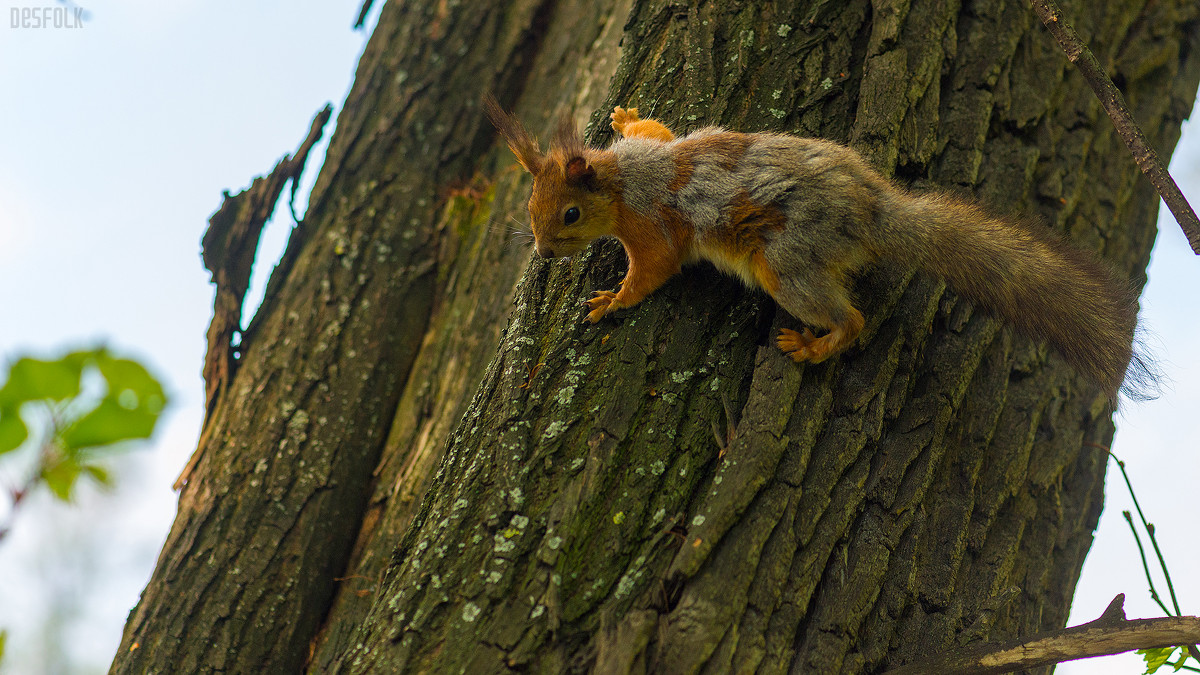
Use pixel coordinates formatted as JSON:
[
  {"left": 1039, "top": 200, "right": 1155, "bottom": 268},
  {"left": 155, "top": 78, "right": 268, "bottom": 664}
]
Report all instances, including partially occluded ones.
[{"left": 878, "top": 191, "right": 1137, "bottom": 397}]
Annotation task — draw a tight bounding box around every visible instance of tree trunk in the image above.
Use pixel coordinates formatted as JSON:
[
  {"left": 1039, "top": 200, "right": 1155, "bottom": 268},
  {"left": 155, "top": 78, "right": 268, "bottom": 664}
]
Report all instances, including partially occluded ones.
[{"left": 112, "top": 1, "right": 1200, "bottom": 673}]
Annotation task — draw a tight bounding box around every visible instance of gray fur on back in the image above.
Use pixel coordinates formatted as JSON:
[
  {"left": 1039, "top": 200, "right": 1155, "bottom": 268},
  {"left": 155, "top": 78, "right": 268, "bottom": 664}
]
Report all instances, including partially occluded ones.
[
  {"left": 612, "top": 128, "right": 877, "bottom": 232},
  {"left": 611, "top": 128, "right": 883, "bottom": 325},
  {"left": 611, "top": 137, "right": 675, "bottom": 217},
  {"left": 611, "top": 129, "right": 881, "bottom": 303},
  {"left": 674, "top": 146, "right": 741, "bottom": 234}
]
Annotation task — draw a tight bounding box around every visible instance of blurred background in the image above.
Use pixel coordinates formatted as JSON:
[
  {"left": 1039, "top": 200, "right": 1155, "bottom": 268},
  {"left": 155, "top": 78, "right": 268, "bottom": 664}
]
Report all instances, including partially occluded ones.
[{"left": 0, "top": 2, "right": 1195, "bottom": 672}]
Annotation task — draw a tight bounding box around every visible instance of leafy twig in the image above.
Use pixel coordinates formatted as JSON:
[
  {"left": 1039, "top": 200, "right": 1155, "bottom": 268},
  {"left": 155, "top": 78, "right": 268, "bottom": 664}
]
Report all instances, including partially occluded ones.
[
  {"left": 1113, "top": 457, "right": 1184, "bottom": 617},
  {"left": 1087, "top": 442, "right": 1200, "bottom": 667},
  {"left": 0, "top": 349, "right": 167, "bottom": 545},
  {"left": 1123, "top": 510, "right": 1174, "bottom": 617}
]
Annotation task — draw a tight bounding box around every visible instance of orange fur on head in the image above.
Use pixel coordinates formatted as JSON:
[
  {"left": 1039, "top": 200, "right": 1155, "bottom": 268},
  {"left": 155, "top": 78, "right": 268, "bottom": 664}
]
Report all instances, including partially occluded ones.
[{"left": 525, "top": 148, "right": 620, "bottom": 257}]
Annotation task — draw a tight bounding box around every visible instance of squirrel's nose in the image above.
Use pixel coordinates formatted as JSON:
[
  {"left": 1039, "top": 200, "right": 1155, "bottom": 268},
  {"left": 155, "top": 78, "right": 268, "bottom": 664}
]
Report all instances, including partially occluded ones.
[{"left": 536, "top": 244, "right": 556, "bottom": 259}]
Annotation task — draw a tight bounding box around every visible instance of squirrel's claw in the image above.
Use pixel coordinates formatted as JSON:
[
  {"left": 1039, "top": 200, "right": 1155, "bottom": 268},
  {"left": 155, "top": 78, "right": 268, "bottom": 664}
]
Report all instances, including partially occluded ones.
[{"left": 584, "top": 290, "right": 620, "bottom": 323}]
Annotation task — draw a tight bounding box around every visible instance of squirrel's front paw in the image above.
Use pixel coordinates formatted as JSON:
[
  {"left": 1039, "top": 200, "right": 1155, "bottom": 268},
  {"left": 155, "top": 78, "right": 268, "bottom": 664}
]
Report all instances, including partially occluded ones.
[
  {"left": 584, "top": 290, "right": 621, "bottom": 323},
  {"left": 610, "top": 106, "right": 641, "bottom": 135}
]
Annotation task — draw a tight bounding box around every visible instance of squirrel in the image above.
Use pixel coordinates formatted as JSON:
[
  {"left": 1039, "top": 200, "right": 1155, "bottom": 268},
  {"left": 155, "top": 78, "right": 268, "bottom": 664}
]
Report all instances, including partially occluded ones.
[{"left": 483, "top": 95, "right": 1138, "bottom": 397}]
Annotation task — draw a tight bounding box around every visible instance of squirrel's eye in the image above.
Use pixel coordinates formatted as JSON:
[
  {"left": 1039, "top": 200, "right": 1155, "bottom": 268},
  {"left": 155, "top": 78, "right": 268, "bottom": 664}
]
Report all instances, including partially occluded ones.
[{"left": 563, "top": 206, "right": 581, "bottom": 225}]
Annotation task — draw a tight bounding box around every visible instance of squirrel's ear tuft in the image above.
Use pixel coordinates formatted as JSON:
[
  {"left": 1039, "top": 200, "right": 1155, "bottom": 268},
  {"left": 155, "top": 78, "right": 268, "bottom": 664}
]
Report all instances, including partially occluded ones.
[
  {"left": 551, "top": 113, "right": 586, "bottom": 157},
  {"left": 564, "top": 156, "right": 595, "bottom": 185},
  {"left": 483, "top": 93, "right": 543, "bottom": 175}
]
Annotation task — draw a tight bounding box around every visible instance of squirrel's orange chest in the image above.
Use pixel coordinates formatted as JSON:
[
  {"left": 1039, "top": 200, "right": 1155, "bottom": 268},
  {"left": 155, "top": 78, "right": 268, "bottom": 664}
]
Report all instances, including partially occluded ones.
[
  {"left": 689, "top": 239, "right": 761, "bottom": 287},
  {"left": 682, "top": 194, "right": 787, "bottom": 292}
]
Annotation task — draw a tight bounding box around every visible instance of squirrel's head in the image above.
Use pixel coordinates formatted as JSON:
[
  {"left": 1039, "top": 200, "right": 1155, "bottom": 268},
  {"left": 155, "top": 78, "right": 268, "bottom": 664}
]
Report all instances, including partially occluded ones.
[{"left": 484, "top": 95, "right": 618, "bottom": 258}]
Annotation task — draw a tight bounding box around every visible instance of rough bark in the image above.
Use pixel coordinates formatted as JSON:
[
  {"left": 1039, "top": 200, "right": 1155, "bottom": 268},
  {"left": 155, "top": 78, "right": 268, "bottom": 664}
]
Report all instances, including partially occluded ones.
[{"left": 111, "top": 0, "right": 1200, "bottom": 673}]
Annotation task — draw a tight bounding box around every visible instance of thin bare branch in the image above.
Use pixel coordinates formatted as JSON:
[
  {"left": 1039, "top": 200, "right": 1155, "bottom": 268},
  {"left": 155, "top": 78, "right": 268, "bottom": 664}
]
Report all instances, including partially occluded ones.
[
  {"left": 1028, "top": 0, "right": 1200, "bottom": 254},
  {"left": 885, "top": 594, "right": 1200, "bottom": 674}
]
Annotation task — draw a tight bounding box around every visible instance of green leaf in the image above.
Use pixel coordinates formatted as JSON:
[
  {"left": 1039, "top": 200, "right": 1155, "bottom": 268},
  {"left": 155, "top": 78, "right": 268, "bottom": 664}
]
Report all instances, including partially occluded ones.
[
  {"left": 0, "top": 410, "right": 27, "bottom": 455},
  {"left": 0, "top": 355, "right": 85, "bottom": 407},
  {"left": 1139, "top": 646, "right": 1179, "bottom": 674},
  {"left": 94, "top": 353, "right": 166, "bottom": 414},
  {"left": 38, "top": 456, "right": 112, "bottom": 501},
  {"left": 0, "top": 629, "right": 6, "bottom": 666},
  {"left": 82, "top": 463, "right": 113, "bottom": 488},
  {"left": 40, "top": 456, "right": 83, "bottom": 501},
  {"left": 59, "top": 397, "right": 160, "bottom": 450},
  {"left": 58, "top": 353, "right": 167, "bottom": 451}
]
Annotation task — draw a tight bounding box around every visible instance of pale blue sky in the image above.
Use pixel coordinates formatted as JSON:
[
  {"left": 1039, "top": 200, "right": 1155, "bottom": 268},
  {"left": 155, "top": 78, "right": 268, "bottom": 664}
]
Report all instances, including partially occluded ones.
[{"left": 0, "top": 3, "right": 1196, "bottom": 672}]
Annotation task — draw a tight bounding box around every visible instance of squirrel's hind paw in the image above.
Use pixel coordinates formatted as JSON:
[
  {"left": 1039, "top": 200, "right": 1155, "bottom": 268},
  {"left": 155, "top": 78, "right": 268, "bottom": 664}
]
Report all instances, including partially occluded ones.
[
  {"left": 777, "top": 328, "right": 822, "bottom": 363},
  {"left": 777, "top": 308, "right": 864, "bottom": 364},
  {"left": 777, "top": 327, "right": 847, "bottom": 364}
]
